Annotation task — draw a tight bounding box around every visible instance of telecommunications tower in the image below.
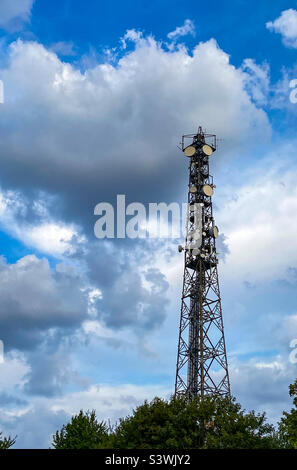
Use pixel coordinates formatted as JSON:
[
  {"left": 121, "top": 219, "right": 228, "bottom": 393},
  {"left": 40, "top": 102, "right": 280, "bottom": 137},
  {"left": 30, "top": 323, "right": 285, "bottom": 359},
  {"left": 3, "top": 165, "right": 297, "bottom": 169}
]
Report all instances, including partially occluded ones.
[{"left": 175, "top": 126, "right": 230, "bottom": 400}]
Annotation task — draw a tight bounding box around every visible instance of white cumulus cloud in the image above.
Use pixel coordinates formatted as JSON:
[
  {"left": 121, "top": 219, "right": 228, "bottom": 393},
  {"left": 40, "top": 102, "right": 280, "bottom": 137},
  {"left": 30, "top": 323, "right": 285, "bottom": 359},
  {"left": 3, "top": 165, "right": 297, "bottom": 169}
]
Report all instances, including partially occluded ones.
[
  {"left": 0, "top": 36, "right": 270, "bottom": 228},
  {"left": 266, "top": 9, "right": 297, "bottom": 48},
  {"left": 167, "top": 19, "right": 195, "bottom": 40},
  {"left": 217, "top": 145, "right": 297, "bottom": 283}
]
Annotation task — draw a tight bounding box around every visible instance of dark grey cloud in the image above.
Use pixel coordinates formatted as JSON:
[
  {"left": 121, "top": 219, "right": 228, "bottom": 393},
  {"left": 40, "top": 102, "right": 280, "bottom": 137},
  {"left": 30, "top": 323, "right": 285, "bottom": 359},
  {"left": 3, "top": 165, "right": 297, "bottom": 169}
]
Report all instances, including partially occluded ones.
[
  {"left": 230, "top": 359, "right": 296, "bottom": 424},
  {"left": 24, "top": 350, "right": 90, "bottom": 397},
  {"left": 0, "top": 392, "right": 27, "bottom": 407},
  {"left": 0, "top": 35, "right": 271, "bottom": 354},
  {"left": 99, "top": 267, "right": 169, "bottom": 330},
  {"left": 0, "top": 37, "right": 270, "bottom": 237},
  {"left": 82, "top": 241, "right": 169, "bottom": 330},
  {"left": 0, "top": 255, "right": 89, "bottom": 350}
]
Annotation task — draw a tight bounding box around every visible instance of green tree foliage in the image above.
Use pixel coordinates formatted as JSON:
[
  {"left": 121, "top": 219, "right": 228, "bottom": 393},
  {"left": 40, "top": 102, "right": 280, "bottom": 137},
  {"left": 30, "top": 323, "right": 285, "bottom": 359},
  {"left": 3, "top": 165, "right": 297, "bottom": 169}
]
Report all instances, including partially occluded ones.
[
  {"left": 279, "top": 379, "right": 297, "bottom": 448},
  {"left": 52, "top": 395, "right": 285, "bottom": 449},
  {"left": 0, "top": 432, "right": 16, "bottom": 449},
  {"left": 104, "top": 395, "right": 280, "bottom": 449},
  {"left": 52, "top": 410, "right": 109, "bottom": 449}
]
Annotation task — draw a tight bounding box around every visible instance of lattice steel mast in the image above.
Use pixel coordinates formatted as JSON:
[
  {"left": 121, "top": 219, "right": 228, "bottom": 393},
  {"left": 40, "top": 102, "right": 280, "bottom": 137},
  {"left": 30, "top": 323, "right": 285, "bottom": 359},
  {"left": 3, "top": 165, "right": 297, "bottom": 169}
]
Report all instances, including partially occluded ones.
[{"left": 175, "top": 126, "right": 230, "bottom": 399}]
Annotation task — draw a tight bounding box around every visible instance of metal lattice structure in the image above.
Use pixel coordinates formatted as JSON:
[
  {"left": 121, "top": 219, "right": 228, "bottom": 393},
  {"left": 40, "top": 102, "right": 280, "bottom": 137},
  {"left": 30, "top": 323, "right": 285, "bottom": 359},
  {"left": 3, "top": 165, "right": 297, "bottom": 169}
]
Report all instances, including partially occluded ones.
[{"left": 175, "top": 126, "right": 230, "bottom": 400}]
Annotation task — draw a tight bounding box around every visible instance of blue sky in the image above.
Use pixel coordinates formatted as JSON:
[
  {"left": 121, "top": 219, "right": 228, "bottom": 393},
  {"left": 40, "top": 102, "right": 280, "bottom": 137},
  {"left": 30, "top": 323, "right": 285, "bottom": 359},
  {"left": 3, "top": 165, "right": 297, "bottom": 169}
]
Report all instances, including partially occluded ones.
[{"left": 0, "top": 0, "right": 297, "bottom": 448}]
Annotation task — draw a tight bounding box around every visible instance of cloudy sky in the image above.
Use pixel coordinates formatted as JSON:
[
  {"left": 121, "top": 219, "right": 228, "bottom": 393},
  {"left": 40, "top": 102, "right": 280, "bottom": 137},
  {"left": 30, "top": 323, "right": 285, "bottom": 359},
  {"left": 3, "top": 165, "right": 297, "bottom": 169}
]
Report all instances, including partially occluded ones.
[{"left": 0, "top": 0, "right": 297, "bottom": 448}]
